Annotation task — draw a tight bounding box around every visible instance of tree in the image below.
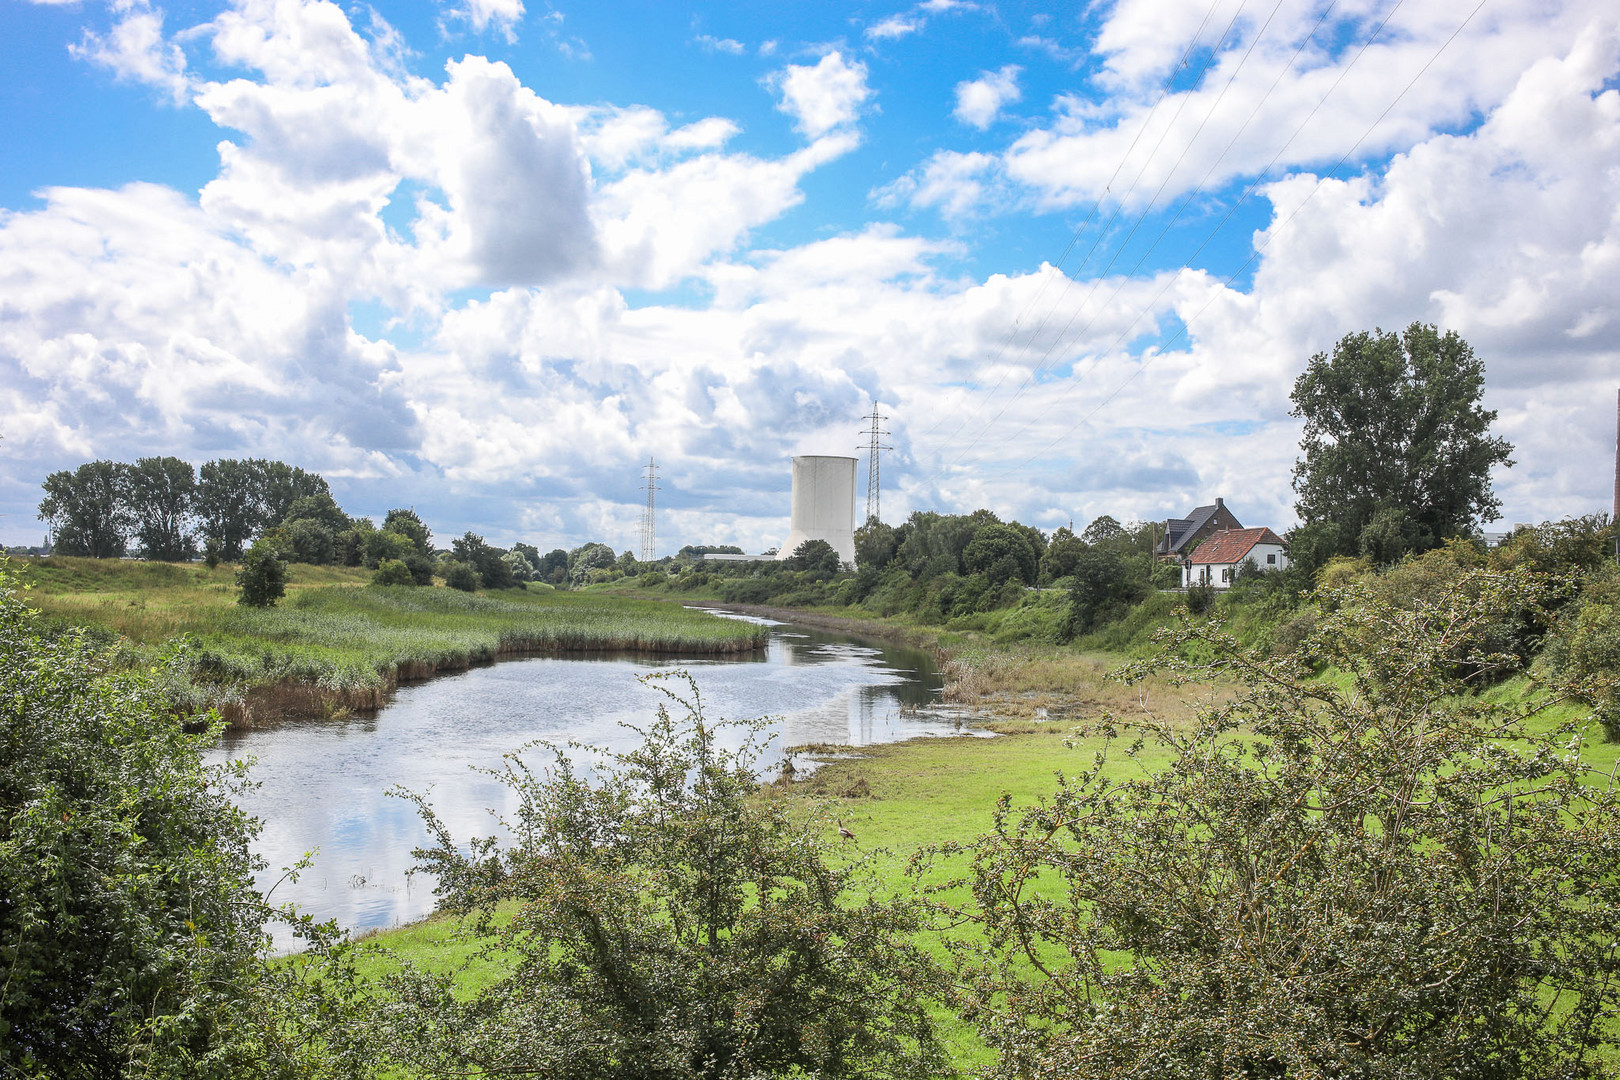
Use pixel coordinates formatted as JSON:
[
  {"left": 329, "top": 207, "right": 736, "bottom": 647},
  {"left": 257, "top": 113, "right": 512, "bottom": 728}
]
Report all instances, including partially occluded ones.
[
  {"left": 853, "top": 516, "right": 898, "bottom": 571},
  {"left": 443, "top": 561, "right": 479, "bottom": 592},
  {"left": 197, "top": 459, "right": 263, "bottom": 561},
  {"left": 1059, "top": 547, "right": 1145, "bottom": 640},
  {"left": 963, "top": 523, "right": 1038, "bottom": 586},
  {"left": 784, "top": 537, "right": 841, "bottom": 575},
  {"left": 38, "top": 460, "right": 132, "bottom": 558},
  {"left": 127, "top": 456, "right": 197, "bottom": 561},
  {"left": 568, "top": 541, "right": 617, "bottom": 583},
  {"left": 951, "top": 567, "right": 1620, "bottom": 1077},
  {"left": 281, "top": 518, "right": 337, "bottom": 565},
  {"left": 372, "top": 558, "right": 414, "bottom": 586},
  {"left": 453, "top": 532, "right": 518, "bottom": 589},
  {"left": 1079, "top": 514, "right": 1126, "bottom": 546},
  {"left": 1291, "top": 323, "right": 1514, "bottom": 558},
  {"left": 378, "top": 674, "right": 943, "bottom": 1079},
  {"left": 381, "top": 508, "right": 431, "bottom": 556},
  {"left": 1040, "top": 526, "right": 1087, "bottom": 581},
  {"left": 0, "top": 565, "right": 332, "bottom": 1078},
  {"left": 283, "top": 492, "right": 351, "bottom": 535},
  {"left": 236, "top": 538, "right": 288, "bottom": 607},
  {"left": 198, "top": 459, "right": 333, "bottom": 560}
]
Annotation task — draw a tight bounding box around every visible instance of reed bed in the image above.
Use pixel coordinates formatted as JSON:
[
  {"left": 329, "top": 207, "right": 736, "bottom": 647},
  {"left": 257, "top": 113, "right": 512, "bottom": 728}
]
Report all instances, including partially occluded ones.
[{"left": 14, "top": 558, "right": 766, "bottom": 724}]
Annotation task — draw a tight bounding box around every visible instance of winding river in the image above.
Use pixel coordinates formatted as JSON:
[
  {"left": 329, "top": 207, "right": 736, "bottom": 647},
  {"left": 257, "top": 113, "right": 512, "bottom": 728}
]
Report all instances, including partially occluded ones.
[{"left": 207, "top": 612, "right": 963, "bottom": 948}]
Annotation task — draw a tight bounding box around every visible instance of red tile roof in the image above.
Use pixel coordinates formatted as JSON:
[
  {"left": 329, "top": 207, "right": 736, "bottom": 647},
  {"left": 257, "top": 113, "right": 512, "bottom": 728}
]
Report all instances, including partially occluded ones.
[{"left": 1187, "top": 527, "right": 1285, "bottom": 565}]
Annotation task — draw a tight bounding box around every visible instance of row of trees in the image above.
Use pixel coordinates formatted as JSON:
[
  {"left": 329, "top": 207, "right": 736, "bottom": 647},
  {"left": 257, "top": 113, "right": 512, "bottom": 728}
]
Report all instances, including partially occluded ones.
[{"left": 38, "top": 457, "right": 331, "bottom": 561}]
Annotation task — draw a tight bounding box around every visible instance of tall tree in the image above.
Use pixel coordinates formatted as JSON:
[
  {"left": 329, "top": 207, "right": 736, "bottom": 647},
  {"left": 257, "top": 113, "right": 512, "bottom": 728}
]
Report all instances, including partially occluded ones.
[
  {"left": 126, "top": 456, "right": 197, "bottom": 561},
  {"left": 1291, "top": 323, "right": 1513, "bottom": 559},
  {"left": 196, "top": 459, "right": 263, "bottom": 561},
  {"left": 38, "top": 461, "right": 131, "bottom": 558}
]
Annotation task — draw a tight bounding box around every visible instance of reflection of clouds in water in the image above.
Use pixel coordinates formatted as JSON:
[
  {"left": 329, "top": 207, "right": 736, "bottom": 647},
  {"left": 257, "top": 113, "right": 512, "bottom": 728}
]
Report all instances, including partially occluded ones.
[{"left": 211, "top": 621, "right": 947, "bottom": 950}]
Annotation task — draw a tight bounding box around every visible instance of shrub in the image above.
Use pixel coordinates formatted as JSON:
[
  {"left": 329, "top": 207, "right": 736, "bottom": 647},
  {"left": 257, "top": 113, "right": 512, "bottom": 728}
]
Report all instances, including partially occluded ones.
[
  {"left": 379, "top": 674, "right": 943, "bottom": 1078},
  {"left": 0, "top": 566, "right": 336, "bottom": 1077},
  {"left": 372, "top": 558, "right": 414, "bottom": 586},
  {"left": 949, "top": 567, "right": 1620, "bottom": 1078},
  {"left": 235, "top": 538, "right": 287, "bottom": 607},
  {"left": 444, "top": 561, "right": 479, "bottom": 592}
]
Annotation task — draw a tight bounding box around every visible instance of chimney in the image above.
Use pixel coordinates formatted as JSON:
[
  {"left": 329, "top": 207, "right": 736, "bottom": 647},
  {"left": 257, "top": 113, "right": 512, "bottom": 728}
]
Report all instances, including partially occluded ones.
[{"left": 1215, "top": 497, "right": 1225, "bottom": 509}]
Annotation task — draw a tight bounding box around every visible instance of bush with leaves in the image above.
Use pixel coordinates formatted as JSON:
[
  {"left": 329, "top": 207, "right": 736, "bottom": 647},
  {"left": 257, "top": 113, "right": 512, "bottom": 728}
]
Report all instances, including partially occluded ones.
[
  {"left": 375, "top": 673, "right": 943, "bottom": 1079},
  {"left": 0, "top": 565, "right": 362, "bottom": 1078},
  {"left": 236, "top": 538, "right": 288, "bottom": 607},
  {"left": 942, "top": 566, "right": 1620, "bottom": 1078},
  {"left": 443, "top": 560, "right": 479, "bottom": 592},
  {"left": 372, "top": 558, "right": 414, "bottom": 587}
]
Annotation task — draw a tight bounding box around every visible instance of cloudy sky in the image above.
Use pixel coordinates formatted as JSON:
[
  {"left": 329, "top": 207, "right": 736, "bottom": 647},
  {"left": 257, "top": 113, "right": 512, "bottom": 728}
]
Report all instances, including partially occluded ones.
[{"left": 2, "top": 0, "right": 1616, "bottom": 553}]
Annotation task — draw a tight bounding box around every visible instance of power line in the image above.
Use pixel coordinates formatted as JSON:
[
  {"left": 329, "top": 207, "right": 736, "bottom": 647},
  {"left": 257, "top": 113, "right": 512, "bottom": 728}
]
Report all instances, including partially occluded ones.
[
  {"left": 640, "top": 457, "right": 659, "bottom": 562},
  {"left": 858, "top": 406, "right": 892, "bottom": 524},
  {"left": 936, "top": 0, "right": 1297, "bottom": 468},
  {"left": 992, "top": 0, "right": 1489, "bottom": 476},
  {"left": 924, "top": 0, "right": 1443, "bottom": 485},
  {"left": 912, "top": 0, "right": 1236, "bottom": 445}
]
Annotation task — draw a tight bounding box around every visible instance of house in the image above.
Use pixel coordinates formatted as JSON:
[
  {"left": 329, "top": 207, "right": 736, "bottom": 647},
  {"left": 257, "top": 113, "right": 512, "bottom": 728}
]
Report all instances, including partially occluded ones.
[
  {"left": 1156, "top": 497, "right": 1244, "bottom": 560},
  {"left": 1184, "top": 527, "right": 1289, "bottom": 588}
]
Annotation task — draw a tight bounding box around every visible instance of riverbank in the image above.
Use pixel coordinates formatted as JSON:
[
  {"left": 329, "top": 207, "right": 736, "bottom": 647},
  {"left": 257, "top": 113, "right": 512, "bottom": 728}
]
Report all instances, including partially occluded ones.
[
  {"left": 640, "top": 592, "right": 1211, "bottom": 725},
  {"left": 14, "top": 556, "right": 767, "bottom": 726}
]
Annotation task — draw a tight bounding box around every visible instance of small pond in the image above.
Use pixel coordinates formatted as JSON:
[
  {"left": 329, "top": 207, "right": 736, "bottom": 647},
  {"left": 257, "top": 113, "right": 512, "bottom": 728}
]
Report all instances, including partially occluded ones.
[{"left": 207, "top": 612, "right": 969, "bottom": 948}]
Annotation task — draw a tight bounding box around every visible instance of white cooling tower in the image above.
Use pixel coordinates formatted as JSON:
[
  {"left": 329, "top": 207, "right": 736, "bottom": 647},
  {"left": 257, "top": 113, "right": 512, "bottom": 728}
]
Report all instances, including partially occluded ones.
[{"left": 778, "top": 455, "right": 857, "bottom": 566}]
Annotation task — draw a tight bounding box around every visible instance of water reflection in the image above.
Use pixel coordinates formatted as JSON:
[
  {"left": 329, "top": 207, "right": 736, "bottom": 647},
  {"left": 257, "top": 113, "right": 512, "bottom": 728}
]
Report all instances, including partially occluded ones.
[{"left": 208, "top": 612, "right": 956, "bottom": 948}]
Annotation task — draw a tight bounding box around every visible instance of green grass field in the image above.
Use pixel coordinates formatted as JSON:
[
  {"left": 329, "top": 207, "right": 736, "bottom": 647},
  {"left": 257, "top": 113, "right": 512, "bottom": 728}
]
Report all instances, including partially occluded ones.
[{"left": 10, "top": 556, "right": 766, "bottom": 723}]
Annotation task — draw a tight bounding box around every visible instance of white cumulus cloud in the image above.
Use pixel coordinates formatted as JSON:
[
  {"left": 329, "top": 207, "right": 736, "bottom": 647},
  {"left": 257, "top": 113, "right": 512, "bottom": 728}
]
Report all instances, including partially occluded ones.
[
  {"left": 766, "top": 51, "right": 872, "bottom": 139},
  {"left": 953, "top": 64, "right": 1021, "bottom": 129}
]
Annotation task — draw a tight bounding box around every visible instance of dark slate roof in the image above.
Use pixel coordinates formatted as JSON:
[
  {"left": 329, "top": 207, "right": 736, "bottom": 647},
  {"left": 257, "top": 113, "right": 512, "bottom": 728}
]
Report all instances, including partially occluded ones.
[
  {"left": 1187, "top": 527, "right": 1285, "bottom": 565},
  {"left": 1159, "top": 503, "right": 1222, "bottom": 555}
]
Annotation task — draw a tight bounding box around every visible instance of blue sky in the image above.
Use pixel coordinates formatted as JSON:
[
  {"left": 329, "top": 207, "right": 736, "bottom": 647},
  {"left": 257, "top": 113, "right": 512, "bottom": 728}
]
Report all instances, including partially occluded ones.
[{"left": 2, "top": 0, "right": 1617, "bottom": 553}]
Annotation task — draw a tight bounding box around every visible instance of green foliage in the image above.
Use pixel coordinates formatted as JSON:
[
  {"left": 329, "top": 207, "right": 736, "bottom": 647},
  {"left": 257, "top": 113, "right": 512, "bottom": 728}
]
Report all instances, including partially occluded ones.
[
  {"left": 1060, "top": 547, "right": 1148, "bottom": 642},
  {"left": 1079, "top": 513, "right": 1125, "bottom": 545},
  {"left": 568, "top": 541, "right": 617, "bottom": 583},
  {"left": 203, "top": 536, "right": 223, "bottom": 569},
  {"left": 0, "top": 566, "right": 338, "bottom": 1078},
  {"left": 452, "top": 531, "right": 518, "bottom": 589},
  {"left": 443, "top": 561, "right": 479, "bottom": 592},
  {"left": 784, "top": 538, "right": 841, "bottom": 576},
  {"left": 1291, "top": 323, "right": 1513, "bottom": 558},
  {"left": 235, "top": 538, "right": 288, "bottom": 607},
  {"left": 1040, "top": 526, "right": 1086, "bottom": 581},
  {"left": 963, "top": 522, "right": 1037, "bottom": 586},
  {"left": 949, "top": 566, "right": 1620, "bottom": 1078},
  {"left": 283, "top": 492, "right": 351, "bottom": 534},
  {"left": 127, "top": 456, "right": 198, "bottom": 561},
  {"left": 372, "top": 558, "right": 414, "bottom": 587},
  {"left": 281, "top": 517, "right": 337, "bottom": 565},
  {"left": 379, "top": 674, "right": 944, "bottom": 1079},
  {"left": 381, "top": 508, "right": 431, "bottom": 556},
  {"left": 853, "top": 516, "right": 898, "bottom": 571},
  {"left": 38, "top": 460, "right": 132, "bottom": 558},
  {"left": 363, "top": 528, "right": 414, "bottom": 570},
  {"left": 198, "top": 459, "right": 331, "bottom": 561}
]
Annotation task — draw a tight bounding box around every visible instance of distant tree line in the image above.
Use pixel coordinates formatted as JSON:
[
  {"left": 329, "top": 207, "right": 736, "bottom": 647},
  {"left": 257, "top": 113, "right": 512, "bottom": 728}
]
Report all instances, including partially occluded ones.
[{"left": 32, "top": 457, "right": 634, "bottom": 605}]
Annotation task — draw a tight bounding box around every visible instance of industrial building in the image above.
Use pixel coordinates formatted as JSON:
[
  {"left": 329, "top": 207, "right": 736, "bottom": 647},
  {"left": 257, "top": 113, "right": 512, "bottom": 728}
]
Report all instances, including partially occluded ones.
[{"left": 778, "top": 455, "right": 858, "bottom": 566}]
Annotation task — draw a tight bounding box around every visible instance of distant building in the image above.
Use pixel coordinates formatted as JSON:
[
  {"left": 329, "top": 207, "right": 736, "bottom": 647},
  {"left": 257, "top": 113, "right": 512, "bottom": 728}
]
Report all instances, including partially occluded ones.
[
  {"left": 1156, "top": 497, "right": 1244, "bottom": 561},
  {"left": 1185, "top": 527, "right": 1289, "bottom": 588}
]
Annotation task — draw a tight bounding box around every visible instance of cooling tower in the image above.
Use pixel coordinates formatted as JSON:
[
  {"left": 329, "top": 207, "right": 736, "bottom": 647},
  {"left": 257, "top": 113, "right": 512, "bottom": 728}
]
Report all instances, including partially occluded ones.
[{"left": 779, "top": 455, "right": 857, "bottom": 566}]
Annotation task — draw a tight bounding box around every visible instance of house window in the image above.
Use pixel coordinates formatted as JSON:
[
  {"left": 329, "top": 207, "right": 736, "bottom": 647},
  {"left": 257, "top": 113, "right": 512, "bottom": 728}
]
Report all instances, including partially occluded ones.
[
  {"left": 1221, "top": 568, "right": 1231, "bottom": 582},
  {"left": 1266, "top": 553, "right": 1276, "bottom": 564}
]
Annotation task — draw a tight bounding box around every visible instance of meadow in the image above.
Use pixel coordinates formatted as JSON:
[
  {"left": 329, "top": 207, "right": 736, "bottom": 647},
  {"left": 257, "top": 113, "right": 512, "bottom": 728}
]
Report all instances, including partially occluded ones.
[{"left": 12, "top": 556, "right": 766, "bottom": 724}]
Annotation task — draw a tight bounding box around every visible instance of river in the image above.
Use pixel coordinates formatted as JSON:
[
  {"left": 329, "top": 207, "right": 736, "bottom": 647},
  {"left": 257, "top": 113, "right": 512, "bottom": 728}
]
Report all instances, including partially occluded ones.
[{"left": 208, "top": 612, "right": 965, "bottom": 948}]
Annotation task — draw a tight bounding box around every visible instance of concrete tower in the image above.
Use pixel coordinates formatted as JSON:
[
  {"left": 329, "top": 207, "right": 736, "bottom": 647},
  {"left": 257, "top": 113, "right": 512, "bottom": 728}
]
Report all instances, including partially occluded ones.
[{"left": 779, "top": 456, "right": 857, "bottom": 566}]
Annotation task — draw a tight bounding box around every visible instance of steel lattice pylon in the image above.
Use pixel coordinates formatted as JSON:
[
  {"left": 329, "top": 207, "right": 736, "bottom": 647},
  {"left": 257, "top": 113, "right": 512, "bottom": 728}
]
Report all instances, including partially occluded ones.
[
  {"left": 640, "top": 458, "right": 659, "bottom": 562},
  {"left": 858, "top": 406, "right": 891, "bottom": 525}
]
